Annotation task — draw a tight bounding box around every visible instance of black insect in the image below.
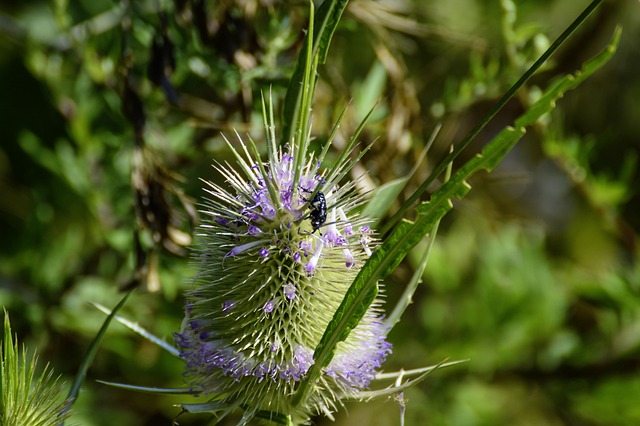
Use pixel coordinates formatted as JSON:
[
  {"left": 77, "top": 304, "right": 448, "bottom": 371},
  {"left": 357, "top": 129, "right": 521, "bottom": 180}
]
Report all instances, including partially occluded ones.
[{"left": 302, "top": 190, "right": 327, "bottom": 233}]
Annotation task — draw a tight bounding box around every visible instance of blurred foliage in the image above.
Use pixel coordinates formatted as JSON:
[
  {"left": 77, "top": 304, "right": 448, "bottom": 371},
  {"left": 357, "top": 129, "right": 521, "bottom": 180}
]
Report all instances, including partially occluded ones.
[{"left": 0, "top": 0, "right": 638, "bottom": 425}]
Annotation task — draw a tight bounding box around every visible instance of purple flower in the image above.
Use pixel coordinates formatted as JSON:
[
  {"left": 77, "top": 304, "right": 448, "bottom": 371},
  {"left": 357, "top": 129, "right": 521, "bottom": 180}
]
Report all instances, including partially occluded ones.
[{"left": 283, "top": 283, "right": 296, "bottom": 300}]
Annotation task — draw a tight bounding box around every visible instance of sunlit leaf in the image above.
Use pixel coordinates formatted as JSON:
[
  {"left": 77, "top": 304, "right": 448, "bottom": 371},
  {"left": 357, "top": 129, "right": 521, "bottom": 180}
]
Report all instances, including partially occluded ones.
[{"left": 60, "top": 290, "right": 134, "bottom": 422}]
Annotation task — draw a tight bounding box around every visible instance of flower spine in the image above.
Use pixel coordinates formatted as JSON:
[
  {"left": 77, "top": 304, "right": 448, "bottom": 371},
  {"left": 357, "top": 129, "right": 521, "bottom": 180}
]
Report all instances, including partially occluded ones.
[{"left": 175, "top": 123, "right": 391, "bottom": 423}]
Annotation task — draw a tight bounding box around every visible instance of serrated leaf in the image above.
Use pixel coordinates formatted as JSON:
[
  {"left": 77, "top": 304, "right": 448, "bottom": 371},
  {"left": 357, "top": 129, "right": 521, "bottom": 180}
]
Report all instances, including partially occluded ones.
[
  {"left": 292, "top": 220, "right": 414, "bottom": 406},
  {"left": 385, "top": 24, "right": 620, "bottom": 289},
  {"left": 354, "top": 60, "right": 387, "bottom": 121},
  {"left": 385, "top": 150, "right": 453, "bottom": 328}
]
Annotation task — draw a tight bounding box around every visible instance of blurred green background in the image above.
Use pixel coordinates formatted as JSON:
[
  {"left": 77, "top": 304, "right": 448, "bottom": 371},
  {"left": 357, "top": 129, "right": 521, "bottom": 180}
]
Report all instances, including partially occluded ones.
[{"left": 1, "top": 0, "right": 639, "bottom": 425}]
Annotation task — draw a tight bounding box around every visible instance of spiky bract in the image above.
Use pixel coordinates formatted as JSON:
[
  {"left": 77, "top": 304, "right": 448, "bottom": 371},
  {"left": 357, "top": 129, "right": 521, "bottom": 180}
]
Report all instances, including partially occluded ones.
[{"left": 1, "top": 312, "right": 71, "bottom": 426}]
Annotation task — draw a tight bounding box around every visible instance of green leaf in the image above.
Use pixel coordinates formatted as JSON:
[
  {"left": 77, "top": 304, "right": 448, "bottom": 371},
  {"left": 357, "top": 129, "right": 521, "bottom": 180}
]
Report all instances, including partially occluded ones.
[
  {"left": 293, "top": 23, "right": 620, "bottom": 411},
  {"left": 293, "top": 226, "right": 408, "bottom": 406},
  {"left": 361, "top": 177, "right": 409, "bottom": 224},
  {"left": 290, "top": 2, "right": 316, "bottom": 189},
  {"left": 381, "top": 0, "right": 606, "bottom": 235},
  {"left": 393, "top": 23, "right": 621, "bottom": 295},
  {"left": 59, "top": 289, "right": 134, "bottom": 423},
  {"left": 281, "top": 0, "right": 350, "bottom": 146},
  {"left": 180, "top": 401, "right": 228, "bottom": 414},
  {"left": 384, "top": 147, "right": 453, "bottom": 328},
  {"left": 362, "top": 125, "right": 439, "bottom": 227},
  {"left": 95, "top": 381, "right": 193, "bottom": 395},
  {"left": 254, "top": 409, "right": 289, "bottom": 424}
]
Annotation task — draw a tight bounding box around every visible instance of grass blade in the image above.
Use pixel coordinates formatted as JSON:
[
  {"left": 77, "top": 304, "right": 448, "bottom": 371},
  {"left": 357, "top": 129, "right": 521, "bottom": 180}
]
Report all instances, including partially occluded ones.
[
  {"left": 59, "top": 290, "right": 134, "bottom": 423},
  {"left": 91, "top": 302, "right": 180, "bottom": 358}
]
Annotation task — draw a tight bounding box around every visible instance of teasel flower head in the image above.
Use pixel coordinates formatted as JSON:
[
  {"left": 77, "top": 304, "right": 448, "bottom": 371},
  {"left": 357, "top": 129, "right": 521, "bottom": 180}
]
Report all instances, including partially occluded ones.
[
  {"left": 1, "top": 311, "right": 72, "bottom": 426},
  {"left": 174, "top": 105, "right": 391, "bottom": 423}
]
